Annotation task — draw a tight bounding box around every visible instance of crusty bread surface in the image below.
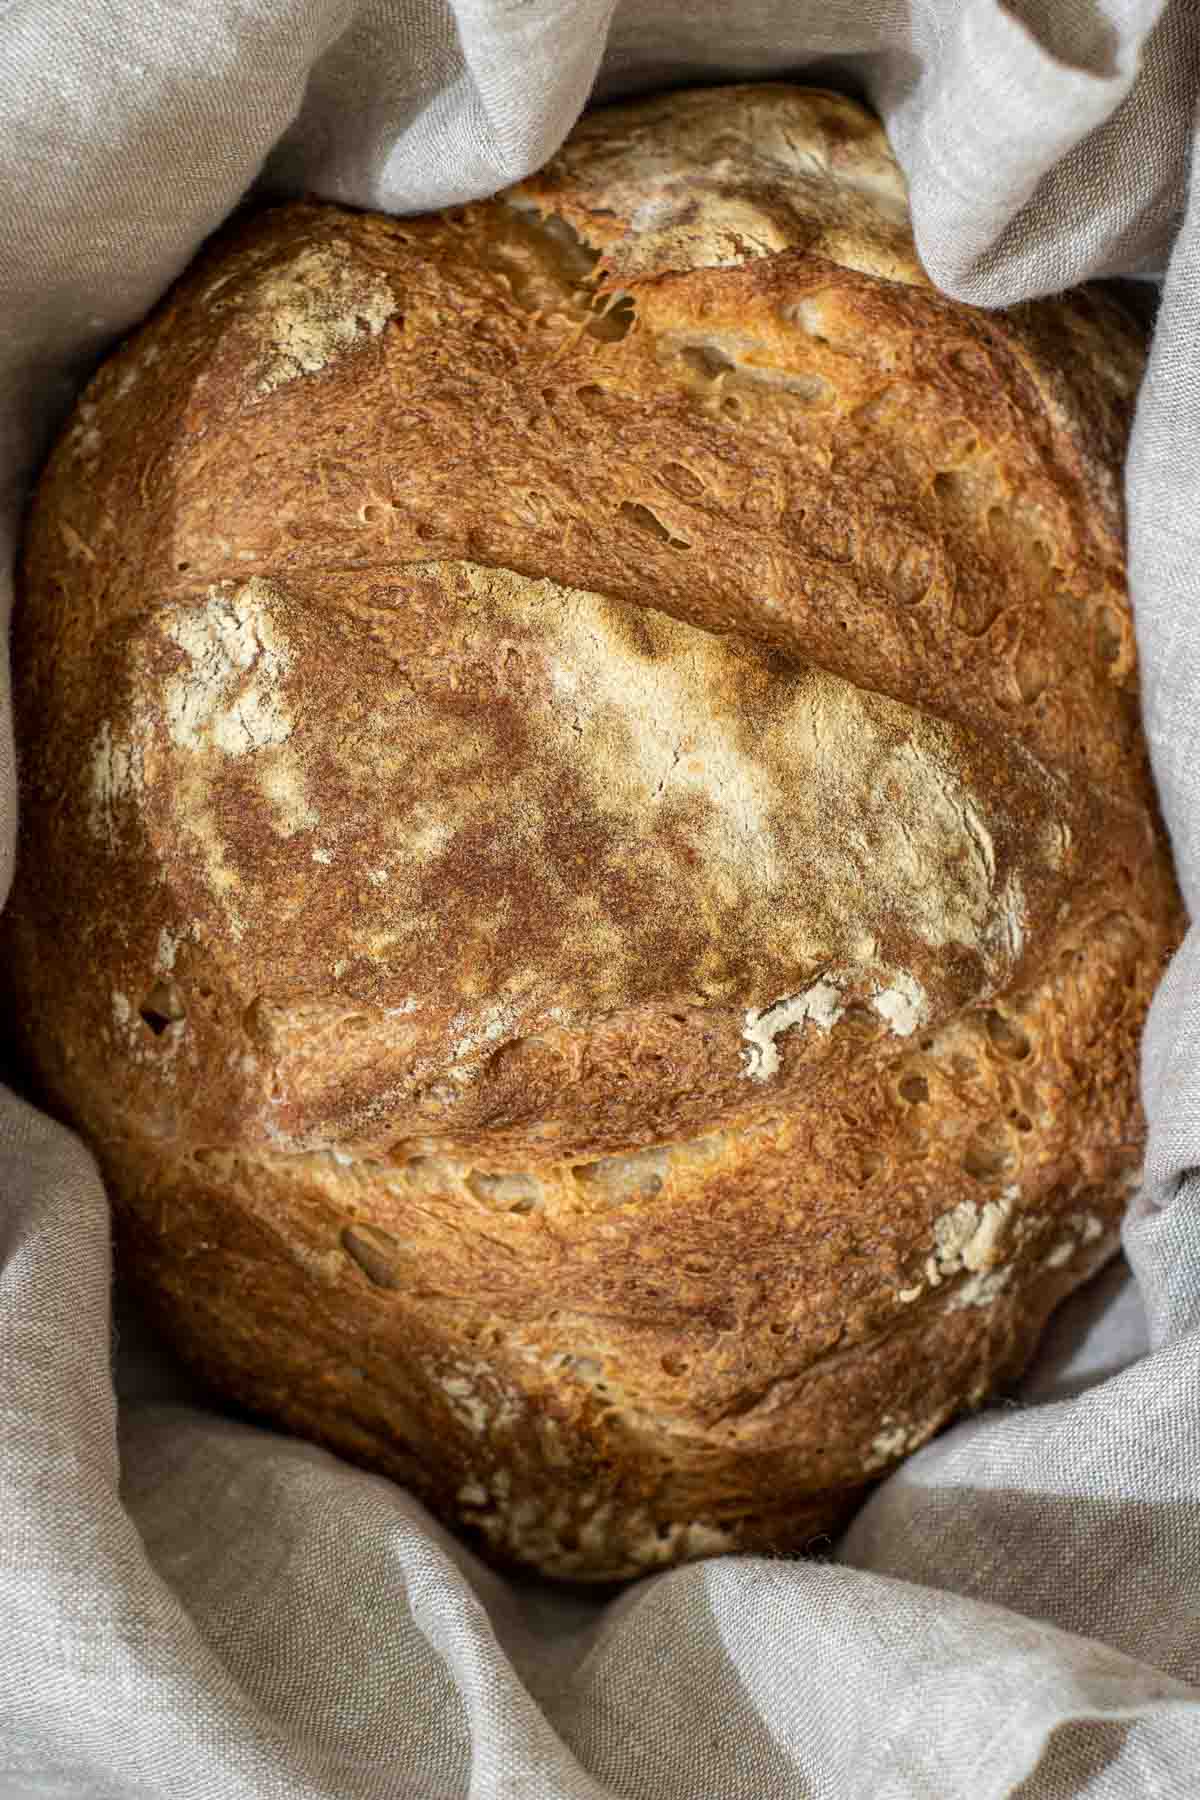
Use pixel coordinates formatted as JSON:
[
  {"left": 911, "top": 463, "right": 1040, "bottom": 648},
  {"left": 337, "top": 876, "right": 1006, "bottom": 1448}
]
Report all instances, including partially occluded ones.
[{"left": 2, "top": 83, "right": 1184, "bottom": 1580}]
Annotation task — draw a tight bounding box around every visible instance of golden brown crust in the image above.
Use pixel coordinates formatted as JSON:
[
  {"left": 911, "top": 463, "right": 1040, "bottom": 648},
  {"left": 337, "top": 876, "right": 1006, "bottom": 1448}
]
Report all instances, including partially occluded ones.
[
  {"left": 513, "top": 84, "right": 927, "bottom": 288},
  {"left": 3, "top": 83, "right": 1184, "bottom": 1580}
]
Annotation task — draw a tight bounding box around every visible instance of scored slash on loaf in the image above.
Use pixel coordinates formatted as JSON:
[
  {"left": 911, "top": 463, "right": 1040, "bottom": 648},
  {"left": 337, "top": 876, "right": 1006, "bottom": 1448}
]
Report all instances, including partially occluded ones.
[{"left": 2, "top": 83, "right": 1183, "bottom": 1580}]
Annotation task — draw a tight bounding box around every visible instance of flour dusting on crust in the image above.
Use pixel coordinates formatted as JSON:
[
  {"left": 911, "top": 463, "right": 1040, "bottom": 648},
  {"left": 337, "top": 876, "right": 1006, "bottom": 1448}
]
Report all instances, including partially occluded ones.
[
  {"left": 742, "top": 981, "right": 844, "bottom": 1080},
  {"left": 249, "top": 242, "right": 396, "bottom": 395},
  {"left": 741, "top": 969, "right": 928, "bottom": 1080},
  {"left": 163, "top": 579, "right": 293, "bottom": 756},
  {"left": 88, "top": 718, "right": 147, "bottom": 846}
]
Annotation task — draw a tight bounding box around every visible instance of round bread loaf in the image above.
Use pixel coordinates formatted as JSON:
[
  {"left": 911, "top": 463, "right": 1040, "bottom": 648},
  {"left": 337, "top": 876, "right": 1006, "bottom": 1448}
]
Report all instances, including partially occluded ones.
[{"left": 3, "top": 84, "right": 1184, "bottom": 1581}]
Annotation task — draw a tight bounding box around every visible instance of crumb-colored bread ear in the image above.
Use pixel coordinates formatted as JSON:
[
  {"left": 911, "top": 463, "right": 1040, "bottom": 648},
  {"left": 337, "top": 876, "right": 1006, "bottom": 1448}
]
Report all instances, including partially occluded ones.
[{"left": 3, "top": 83, "right": 1182, "bottom": 1580}]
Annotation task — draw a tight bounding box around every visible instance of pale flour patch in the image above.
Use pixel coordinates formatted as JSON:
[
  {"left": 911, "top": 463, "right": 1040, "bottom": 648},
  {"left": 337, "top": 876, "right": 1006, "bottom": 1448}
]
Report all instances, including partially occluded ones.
[
  {"left": 864, "top": 1411, "right": 946, "bottom": 1472},
  {"left": 920, "top": 1194, "right": 1015, "bottom": 1295},
  {"left": 406, "top": 818, "right": 452, "bottom": 859},
  {"left": 742, "top": 966, "right": 927, "bottom": 1079},
  {"left": 441, "top": 1363, "right": 520, "bottom": 1437},
  {"left": 66, "top": 400, "right": 101, "bottom": 464},
  {"left": 947, "top": 1266, "right": 1012, "bottom": 1310},
  {"left": 252, "top": 242, "right": 396, "bottom": 395},
  {"left": 451, "top": 997, "right": 526, "bottom": 1064},
  {"left": 866, "top": 1422, "right": 911, "bottom": 1470},
  {"left": 871, "top": 971, "right": 927, "bottom": 1036},
  {"left": 155, "top": 925, "right": 195, "bottom": 973},
  {"left": 987, "top": 871, "right": 1028, "bottom": 967},
  {"left": 441, "top": 1374, "right": 490, "bottom": 1437},
  {"left": 520, "top": 574, "right": 783, "bottom": 892},
  {"left": 88, "top": 717, "right": 147, "bottom": 846},
  {"left": 886, "top": 740, "right": 1000, "bottom": 961},
  {"left": 742, "top": 979, "right": 844, "bottom": 1080},
  {"left": 258, "top": 749, "right": 320, "bottom": 838},
  {"left": 1040, "top": 818, "right": 1073, "bottom": 871},
  {"left": 163, "top": 579, "right": 293, "bottom": 757},
  {"left": 465, "top": 560, "right": 1026, "bottom": 980},
  {"left": 960, "top": 1197, "right": 1013, "bottom": 1271},
  {"left": 169, "top": 768, "right": 248, "bottom": 932},
  {"left": 1045, "top": 1210, "right": 1108, "bottom": 1268},
  {"left": 927, "top": 1201, "right": 980, "bottom": 1285}
]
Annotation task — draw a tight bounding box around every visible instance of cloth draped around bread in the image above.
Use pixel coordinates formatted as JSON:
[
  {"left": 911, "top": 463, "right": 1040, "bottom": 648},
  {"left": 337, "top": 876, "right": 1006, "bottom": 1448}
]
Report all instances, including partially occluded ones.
[{"left": 3, "top": 2, "right": 1200, "bottom": 1795}]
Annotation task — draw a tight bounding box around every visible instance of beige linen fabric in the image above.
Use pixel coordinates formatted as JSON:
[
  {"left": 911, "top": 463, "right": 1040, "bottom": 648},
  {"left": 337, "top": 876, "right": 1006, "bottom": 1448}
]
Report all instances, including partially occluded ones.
[{"left": 3, "top": 4, "right": 1200, "bottom": 1793}]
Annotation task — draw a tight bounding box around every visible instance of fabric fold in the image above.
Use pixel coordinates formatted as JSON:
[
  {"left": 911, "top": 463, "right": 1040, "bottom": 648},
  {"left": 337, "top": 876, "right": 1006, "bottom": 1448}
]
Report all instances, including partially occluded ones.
[{"left": 3, "top": 4, "right": 1200, "bottom": 1793}]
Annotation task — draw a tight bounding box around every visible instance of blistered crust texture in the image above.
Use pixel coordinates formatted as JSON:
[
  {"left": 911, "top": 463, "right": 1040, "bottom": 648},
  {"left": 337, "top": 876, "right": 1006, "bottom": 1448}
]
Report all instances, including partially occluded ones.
[{"left": 5, "top": 84, "right": 1183, "bottom": 1581}]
